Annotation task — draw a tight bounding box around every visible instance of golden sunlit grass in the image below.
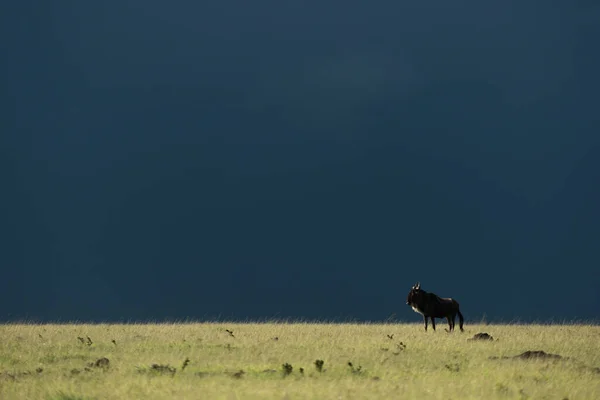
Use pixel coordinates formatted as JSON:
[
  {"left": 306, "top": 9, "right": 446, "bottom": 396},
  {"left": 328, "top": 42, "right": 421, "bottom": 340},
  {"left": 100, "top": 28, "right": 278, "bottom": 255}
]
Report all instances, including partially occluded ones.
[{"left": 1, "top": 322, "right": 599, "bottom": 399}]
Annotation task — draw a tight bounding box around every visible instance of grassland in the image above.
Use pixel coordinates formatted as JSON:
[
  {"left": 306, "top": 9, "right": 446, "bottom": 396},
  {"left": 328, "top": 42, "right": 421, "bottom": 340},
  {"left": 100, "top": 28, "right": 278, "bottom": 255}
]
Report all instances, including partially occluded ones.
[{"left": 0, "top": 322, "right": 599, "bottom": 400}]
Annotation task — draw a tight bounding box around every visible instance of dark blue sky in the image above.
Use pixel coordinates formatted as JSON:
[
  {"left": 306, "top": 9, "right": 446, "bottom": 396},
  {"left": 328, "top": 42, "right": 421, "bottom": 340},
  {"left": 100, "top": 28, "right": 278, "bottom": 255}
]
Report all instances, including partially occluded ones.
[{"left": 2, "top": 1, "right": 599, "bottom": 322}]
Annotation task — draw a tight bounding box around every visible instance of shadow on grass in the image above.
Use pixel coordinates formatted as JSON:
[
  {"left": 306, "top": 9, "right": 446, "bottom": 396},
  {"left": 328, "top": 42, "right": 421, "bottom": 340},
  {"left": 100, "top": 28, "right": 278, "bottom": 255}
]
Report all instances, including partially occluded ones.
[{"left": 49, "top": 392, "right": 91, "bottom": 400}]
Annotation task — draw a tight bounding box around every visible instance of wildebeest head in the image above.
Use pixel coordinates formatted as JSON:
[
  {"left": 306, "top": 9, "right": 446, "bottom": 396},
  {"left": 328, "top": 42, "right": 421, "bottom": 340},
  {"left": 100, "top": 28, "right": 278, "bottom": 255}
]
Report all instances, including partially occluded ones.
[{"left": 406, "top": 282, "right": 422, "bottom": 305}]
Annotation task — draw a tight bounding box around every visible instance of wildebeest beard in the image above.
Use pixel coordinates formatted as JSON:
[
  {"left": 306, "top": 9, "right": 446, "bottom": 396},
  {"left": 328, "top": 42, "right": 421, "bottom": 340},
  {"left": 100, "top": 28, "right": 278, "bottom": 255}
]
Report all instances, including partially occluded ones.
[{"left": 406, "top": 282, "right": 464, "bottom": 332}]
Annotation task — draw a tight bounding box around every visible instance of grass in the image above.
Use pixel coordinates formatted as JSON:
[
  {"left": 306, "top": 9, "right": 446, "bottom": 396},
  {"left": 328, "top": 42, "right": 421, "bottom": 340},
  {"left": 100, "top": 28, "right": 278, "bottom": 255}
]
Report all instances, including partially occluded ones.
[{"left": 0, "top": 322, "right": 599, "bottom": 399}]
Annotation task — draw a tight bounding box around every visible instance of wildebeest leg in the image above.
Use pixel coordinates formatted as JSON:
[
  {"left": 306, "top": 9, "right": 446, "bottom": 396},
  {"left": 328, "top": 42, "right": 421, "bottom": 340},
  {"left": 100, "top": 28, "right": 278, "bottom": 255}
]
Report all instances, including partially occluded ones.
[
  {"left": 451, "top": 314, "right": 456, "bottom": 331},
  {"left": 431, "top": 317, "right": 436, "bottom": 331},
  {"left": 423, "top": 315, "right": 428, "bottom": 331},
  {"left": 446, "top": 316, "right": 452, "bottom": 332}
]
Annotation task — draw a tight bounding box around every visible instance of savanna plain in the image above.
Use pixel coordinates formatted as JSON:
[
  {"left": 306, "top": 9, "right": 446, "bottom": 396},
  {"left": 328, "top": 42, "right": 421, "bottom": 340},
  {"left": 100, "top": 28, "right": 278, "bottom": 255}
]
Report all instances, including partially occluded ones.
[{"left": 1, "top": 322, "right": 599, "bottom": 400}]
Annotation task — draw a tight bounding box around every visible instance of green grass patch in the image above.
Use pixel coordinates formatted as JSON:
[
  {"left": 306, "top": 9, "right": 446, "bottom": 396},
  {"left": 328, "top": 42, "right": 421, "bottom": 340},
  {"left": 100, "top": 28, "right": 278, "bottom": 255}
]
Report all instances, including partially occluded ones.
[{"left": 0, "top": 322, "right": 598, "bottom": 399}]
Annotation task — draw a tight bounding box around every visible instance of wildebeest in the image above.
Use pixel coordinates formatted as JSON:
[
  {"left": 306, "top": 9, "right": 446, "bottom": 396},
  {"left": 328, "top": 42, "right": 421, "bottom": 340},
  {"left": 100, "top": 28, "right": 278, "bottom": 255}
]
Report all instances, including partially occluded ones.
[{"left": 406, "top": 282, "right": 464, "bottom": 332}]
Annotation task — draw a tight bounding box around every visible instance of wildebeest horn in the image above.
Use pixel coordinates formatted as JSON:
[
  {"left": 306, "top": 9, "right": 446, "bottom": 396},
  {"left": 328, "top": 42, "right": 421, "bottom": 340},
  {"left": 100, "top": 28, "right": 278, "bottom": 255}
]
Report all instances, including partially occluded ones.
[{"left": 415, "top": 282, "right": 420, "bottom": 289}]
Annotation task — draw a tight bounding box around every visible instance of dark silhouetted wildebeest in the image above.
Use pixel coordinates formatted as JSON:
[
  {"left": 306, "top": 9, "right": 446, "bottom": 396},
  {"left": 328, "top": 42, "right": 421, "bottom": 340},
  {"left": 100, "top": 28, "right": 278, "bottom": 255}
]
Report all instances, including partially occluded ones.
[{"left": 406, "top": 282, "right": 464, "bottom": 332}]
